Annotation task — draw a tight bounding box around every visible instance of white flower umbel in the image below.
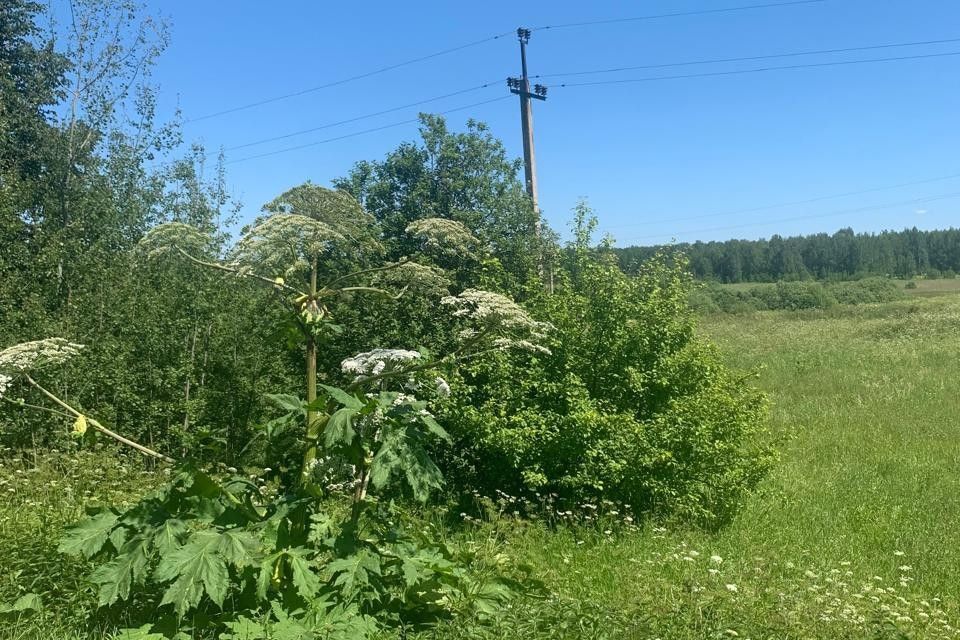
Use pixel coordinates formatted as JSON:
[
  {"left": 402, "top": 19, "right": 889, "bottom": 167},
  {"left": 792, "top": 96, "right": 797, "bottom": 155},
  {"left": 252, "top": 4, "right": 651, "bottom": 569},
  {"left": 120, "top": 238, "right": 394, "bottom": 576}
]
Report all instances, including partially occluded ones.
[
  {"left": 0, "top": 374, "right": 11, "bottom": 400},
  {"left": 434, "top": 377, "right": 451, "bottom": 397},
  {"left": 0, "top": 338, "right": 84, "bottom": 374},
  {"left": 341, "top": 349, "right": 422, "bottom": 376},
  {"left": 138, "top": 222, "right": 211, "bottom": 259},
  {"left": 441, "top": 289, "right": 552, "bottom": 354},
  {"left": 233, "top": 213, "right": 347, "bottom": 277},
  {"left": 406, "top": 218, "right": 479, "bottom": 256}
]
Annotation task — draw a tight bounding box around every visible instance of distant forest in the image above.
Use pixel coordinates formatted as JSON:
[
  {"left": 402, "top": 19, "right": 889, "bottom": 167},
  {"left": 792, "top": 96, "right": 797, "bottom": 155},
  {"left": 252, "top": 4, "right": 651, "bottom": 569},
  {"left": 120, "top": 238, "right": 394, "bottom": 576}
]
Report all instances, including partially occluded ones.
[{"left": 616, "top": 227, "right": 960, "bottom": 282}]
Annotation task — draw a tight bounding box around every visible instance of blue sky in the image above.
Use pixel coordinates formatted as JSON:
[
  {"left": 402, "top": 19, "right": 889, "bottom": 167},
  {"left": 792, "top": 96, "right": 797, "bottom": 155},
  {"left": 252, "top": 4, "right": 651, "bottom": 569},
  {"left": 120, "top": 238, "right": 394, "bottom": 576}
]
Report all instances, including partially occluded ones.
[{"left": 137, "top": 0, "right": 958, "bottom": 246}]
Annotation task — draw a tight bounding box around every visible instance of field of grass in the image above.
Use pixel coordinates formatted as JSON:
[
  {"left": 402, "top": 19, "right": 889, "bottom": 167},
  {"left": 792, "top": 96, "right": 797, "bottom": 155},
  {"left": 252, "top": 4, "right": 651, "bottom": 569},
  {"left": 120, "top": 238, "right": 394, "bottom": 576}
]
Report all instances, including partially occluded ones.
[
  {"left": 4, "top": 295, "right": 960, "bottom": 638},
  {"left": 488, "top": 294, "right": 960, "bottom": 638}
]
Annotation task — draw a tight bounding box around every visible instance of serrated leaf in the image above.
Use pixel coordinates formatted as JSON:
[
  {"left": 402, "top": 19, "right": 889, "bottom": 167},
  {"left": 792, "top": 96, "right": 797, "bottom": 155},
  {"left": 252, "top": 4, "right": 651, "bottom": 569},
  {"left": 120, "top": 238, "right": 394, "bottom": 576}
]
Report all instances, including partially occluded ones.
[
  {"left": 325, "top": 549, "right": 381, "bottom": 597},
  {"left": 265, "top": 393, "right": 306, "bottom": 414},
  {"left": 256, "top": 551, "right": 282, "bottom": 601},
  {"left": 154, "top": 532, "right": 228, "bottom": 617},
  {"left": 58, "top": 510, "right": 119, "bottom": 558},
  {"left": 217, "top": 529, "right": 259, "bottom": 568},
  {"left": 319, "top": 384, "right": 364, "bottom": 410},
  {"left": 324, "top": 407, "right": 357, "bottom": 448},
  {"left": 90, "top": 537, "right": 149, "bottom": 606},
  {"left": 419, "top": 413, "right": 452, "bottom": 443},
  {"left": 151, "top": 519, "right": 187, "bottom": 556},
  {"left": 286, "top": 548, "right": 321, "bottom": 600},
  {"left": 370, "top": 424, "right": 443, "bottom": 502}
]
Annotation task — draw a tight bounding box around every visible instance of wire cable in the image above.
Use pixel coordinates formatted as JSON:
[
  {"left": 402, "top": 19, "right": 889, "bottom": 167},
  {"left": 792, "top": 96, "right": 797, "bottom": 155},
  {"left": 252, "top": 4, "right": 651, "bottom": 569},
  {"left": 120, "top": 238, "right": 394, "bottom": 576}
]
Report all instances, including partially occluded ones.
[
  {"left": 618, "top": 191, "right": 960, "bottom": 243},
  {"left": 226, "top": 95, "right": 511, "bottom": 164},
  {"left": 532, "top": 0, "right": 826, "bottom": 31},
  {"left": 225, "top": 81, "right": 502, "bottom": 152},
  {"left": 549, "top": 50, "right": 960, "bottom": 88},
  {"left": 536, "top": 37, "right": 960, "bottom": 80},
  {"left": 185, "top": 31, "right": 514, "bottom": 123}
]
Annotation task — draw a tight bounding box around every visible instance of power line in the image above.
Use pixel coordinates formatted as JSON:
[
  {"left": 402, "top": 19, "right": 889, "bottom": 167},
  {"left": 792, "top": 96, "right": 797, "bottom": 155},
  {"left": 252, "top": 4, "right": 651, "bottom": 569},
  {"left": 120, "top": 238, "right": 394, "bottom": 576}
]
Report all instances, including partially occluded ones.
[
  {"left": 536, "top": 36, "right": 960, "bottom": 80},
  {"left": 605, "top": 172, "right": 960, "bottom": 230},
  {"left": 183, "top": 1, "right": 827, "bottom": 124},
  {"left": 549, "top": 50, "right": 960, "bottom": 88},
  {"left": 618, "top": 191, "right": 960, "bottom": 244},
  {"left": 185, "top": 31, "right": 514, "bottom": 123},
  {"left": 225, "top": 81, "right": 501, "bottom": 152},
  {"left": 226, "top": 95, "right": 511, "bottom": 164},
  {"left": 532, "top": 0, "right": 825, "bottom": 31}
]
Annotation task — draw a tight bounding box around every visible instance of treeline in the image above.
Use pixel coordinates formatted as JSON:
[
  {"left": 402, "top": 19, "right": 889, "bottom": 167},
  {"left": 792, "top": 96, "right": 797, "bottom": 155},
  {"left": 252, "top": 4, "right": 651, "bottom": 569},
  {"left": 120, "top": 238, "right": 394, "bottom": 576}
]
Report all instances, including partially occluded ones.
[{"left": 617, "top": 227, "right": 960, "bottom": 282}]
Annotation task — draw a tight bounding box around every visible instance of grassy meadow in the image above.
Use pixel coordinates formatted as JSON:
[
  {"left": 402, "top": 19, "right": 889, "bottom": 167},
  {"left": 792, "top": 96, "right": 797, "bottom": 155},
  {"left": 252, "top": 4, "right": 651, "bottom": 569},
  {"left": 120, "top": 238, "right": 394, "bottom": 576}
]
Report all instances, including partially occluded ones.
[
  {"left": 485, "top": 293, "right": 960, "bottom": 638},
  {"left": 4, "top": 293, "right": 960, "bottom": 638}
]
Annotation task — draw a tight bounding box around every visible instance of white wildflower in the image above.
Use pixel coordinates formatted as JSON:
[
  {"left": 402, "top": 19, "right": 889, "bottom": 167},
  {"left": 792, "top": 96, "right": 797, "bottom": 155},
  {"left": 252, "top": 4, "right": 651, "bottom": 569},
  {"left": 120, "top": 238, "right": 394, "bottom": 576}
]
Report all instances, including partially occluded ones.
[
  {"left": 725, "top": 583, "right": 738, "bottom": 592},
  {"left": 233, "top": 213, "right": 347, "bottom": 275},
  {"left": 341, "top": 349, "right": 421, "bottom": 376},
  {"left": 435, "top": 377, "right": 451, "bottom": 397},
  {"left": 0, "top": 374, "right": 11, "bottom": 399},
  {"left": 0, "top": 338, "right": 84, "bottom": 373},
  {"left": 406, "top": 218, "right": 479, "bottom": 256},
  {"left": 441, "top": 289, "right": 552, "bottom": 353},
  {"left": 710, "top": 555, "right": 724, "bottom": 565}
]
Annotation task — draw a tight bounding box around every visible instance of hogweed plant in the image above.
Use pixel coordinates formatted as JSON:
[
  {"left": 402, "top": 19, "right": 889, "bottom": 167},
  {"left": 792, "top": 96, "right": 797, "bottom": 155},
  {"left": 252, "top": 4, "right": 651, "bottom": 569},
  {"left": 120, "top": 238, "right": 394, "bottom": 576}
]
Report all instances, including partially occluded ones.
[
  {"left": 0, "top": 339, "right": 173, "bottom": 463},
  {"left": 38, "top": 185, "right": 550, "bottom": 637}
]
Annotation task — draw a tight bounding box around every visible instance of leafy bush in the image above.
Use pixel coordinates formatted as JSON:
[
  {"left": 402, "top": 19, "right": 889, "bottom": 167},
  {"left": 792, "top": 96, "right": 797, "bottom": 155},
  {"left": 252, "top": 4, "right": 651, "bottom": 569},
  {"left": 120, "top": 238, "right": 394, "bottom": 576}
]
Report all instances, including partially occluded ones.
[
  {"left": 439, "top": 209, "right": 773, "bottom": 528},
  {"left": 692, "top": 277, "right": 904, "bottom": 314},
  {"left": 826, "top": 277, "right": 905, "bottom": 305}
]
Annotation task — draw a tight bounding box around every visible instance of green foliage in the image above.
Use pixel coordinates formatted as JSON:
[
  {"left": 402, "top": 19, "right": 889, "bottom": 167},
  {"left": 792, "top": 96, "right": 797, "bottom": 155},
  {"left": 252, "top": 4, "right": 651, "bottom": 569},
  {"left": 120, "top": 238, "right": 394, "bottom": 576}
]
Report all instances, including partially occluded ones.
[
  {"left": 693, "top": 277, "right": 905, "bottom": 314},
  {"left": 440, "top": 206, "right": 773, "bottom": 527}
]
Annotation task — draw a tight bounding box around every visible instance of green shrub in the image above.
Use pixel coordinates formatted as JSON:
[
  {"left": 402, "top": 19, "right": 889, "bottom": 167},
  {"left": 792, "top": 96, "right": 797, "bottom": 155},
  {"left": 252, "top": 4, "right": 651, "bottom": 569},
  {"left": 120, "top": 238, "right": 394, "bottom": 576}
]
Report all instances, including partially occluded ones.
[
  {"left": 440, "top": 246, "right": 773, "bottom": 528},
  {"left": 826, "top": 277, "right": 905, "bottom": 305},
  {"left": 905, "top": 280, "right": 919, "bottom": 290}
]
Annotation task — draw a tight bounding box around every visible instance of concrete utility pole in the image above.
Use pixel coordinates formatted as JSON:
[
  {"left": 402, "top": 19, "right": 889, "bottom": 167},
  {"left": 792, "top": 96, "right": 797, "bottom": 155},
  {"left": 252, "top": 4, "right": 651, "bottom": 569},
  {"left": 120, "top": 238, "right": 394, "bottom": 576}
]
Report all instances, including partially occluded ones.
[{"left": 507, "top": 27, "right": 547, "bottom": 219}]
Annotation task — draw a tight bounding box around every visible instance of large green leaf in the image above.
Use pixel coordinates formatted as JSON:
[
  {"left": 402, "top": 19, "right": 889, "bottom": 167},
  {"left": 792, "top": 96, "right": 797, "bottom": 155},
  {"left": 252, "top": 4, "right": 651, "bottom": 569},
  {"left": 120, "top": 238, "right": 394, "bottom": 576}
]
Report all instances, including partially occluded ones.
[
  {"left": 58, "top": 510, "right": 119, "bottom": 558},
  {"left": 217, "top": 529, "right": 260, "bottom": 568},
  {"left": 325, "top": 549, "right": 381, "bottom": 597},
  {"left": 324, "top": 407, "right": 358, "bottom": 448},
  {"left": 319, "top": 384, "right": 364, "bottom": 410},
  {"left": 154, "top": 531, "right": 228, "bottom": 617},
  {"left": 255, "top": 548, "right": 319, "bottom": 602},
  {"left": 370, "top": 424, "right": 443, "bottom": 502},
  {"left": 151, "top": 519, "right": 188, "bottom": 556},
  {"left": 265, "top": 393, "right": 306, "bottom": 414},
  {"left": 286, "top": 548, "right": 321, "bottom": 600},
  {"left": 419, "top": 412, "right": 452, "bottom": 443},
  {"left": 90, "top": 537, "right": 149, "bottom": 606}
]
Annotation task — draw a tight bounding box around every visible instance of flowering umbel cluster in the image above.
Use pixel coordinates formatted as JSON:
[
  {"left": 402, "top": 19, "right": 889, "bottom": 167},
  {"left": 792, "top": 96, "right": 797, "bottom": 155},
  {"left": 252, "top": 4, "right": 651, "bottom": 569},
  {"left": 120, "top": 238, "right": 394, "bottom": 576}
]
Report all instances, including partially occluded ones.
[
  {"left": 0, "top": 338, "right": 85, "bottom": 374},
  {"left": 137, "top": 222, "right": 212, "bottom": 259},
  {"left": 406, "top": 218, "right": 480, "bottom": 257},
  {"left": 441, "top": 289, "right": 552, "bottom": 354},
  {"left": 233, "top": 213, "right": 347, "bottom": 277},
  {"left": 341, "top": 349, "right": 422, "bottom": 376},
  {"left": 0, "top": 338, "right": 85, "bottom": 400}
]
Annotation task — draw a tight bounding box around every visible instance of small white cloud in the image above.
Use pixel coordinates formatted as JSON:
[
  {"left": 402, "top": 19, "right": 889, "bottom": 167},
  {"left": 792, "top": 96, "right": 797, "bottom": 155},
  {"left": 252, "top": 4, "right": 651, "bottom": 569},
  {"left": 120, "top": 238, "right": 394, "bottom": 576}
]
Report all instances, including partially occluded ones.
[{"left": 915, "top": 208, "right": 928, "bottom": 215}]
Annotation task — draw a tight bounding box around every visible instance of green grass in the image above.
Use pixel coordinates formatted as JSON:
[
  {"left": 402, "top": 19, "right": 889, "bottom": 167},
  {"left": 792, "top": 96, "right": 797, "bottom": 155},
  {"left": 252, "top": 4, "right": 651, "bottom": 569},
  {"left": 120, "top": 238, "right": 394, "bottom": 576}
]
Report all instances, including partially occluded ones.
[
  {"left": 4, "top": 296, "right": 960, "bottom": 638},
  {"left": 490, "top": 295, "right": 960, "bottom": 638},
  {"left": 897, "top": 278, "right": 960, "bottom": 297}
]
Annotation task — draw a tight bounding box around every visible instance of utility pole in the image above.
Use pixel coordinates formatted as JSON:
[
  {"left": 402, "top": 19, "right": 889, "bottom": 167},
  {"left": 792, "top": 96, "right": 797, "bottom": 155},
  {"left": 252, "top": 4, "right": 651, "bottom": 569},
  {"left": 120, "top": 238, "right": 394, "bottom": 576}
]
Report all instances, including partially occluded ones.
[{"left": 507, "top": 27, "right": 547, "bottom": 222}]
